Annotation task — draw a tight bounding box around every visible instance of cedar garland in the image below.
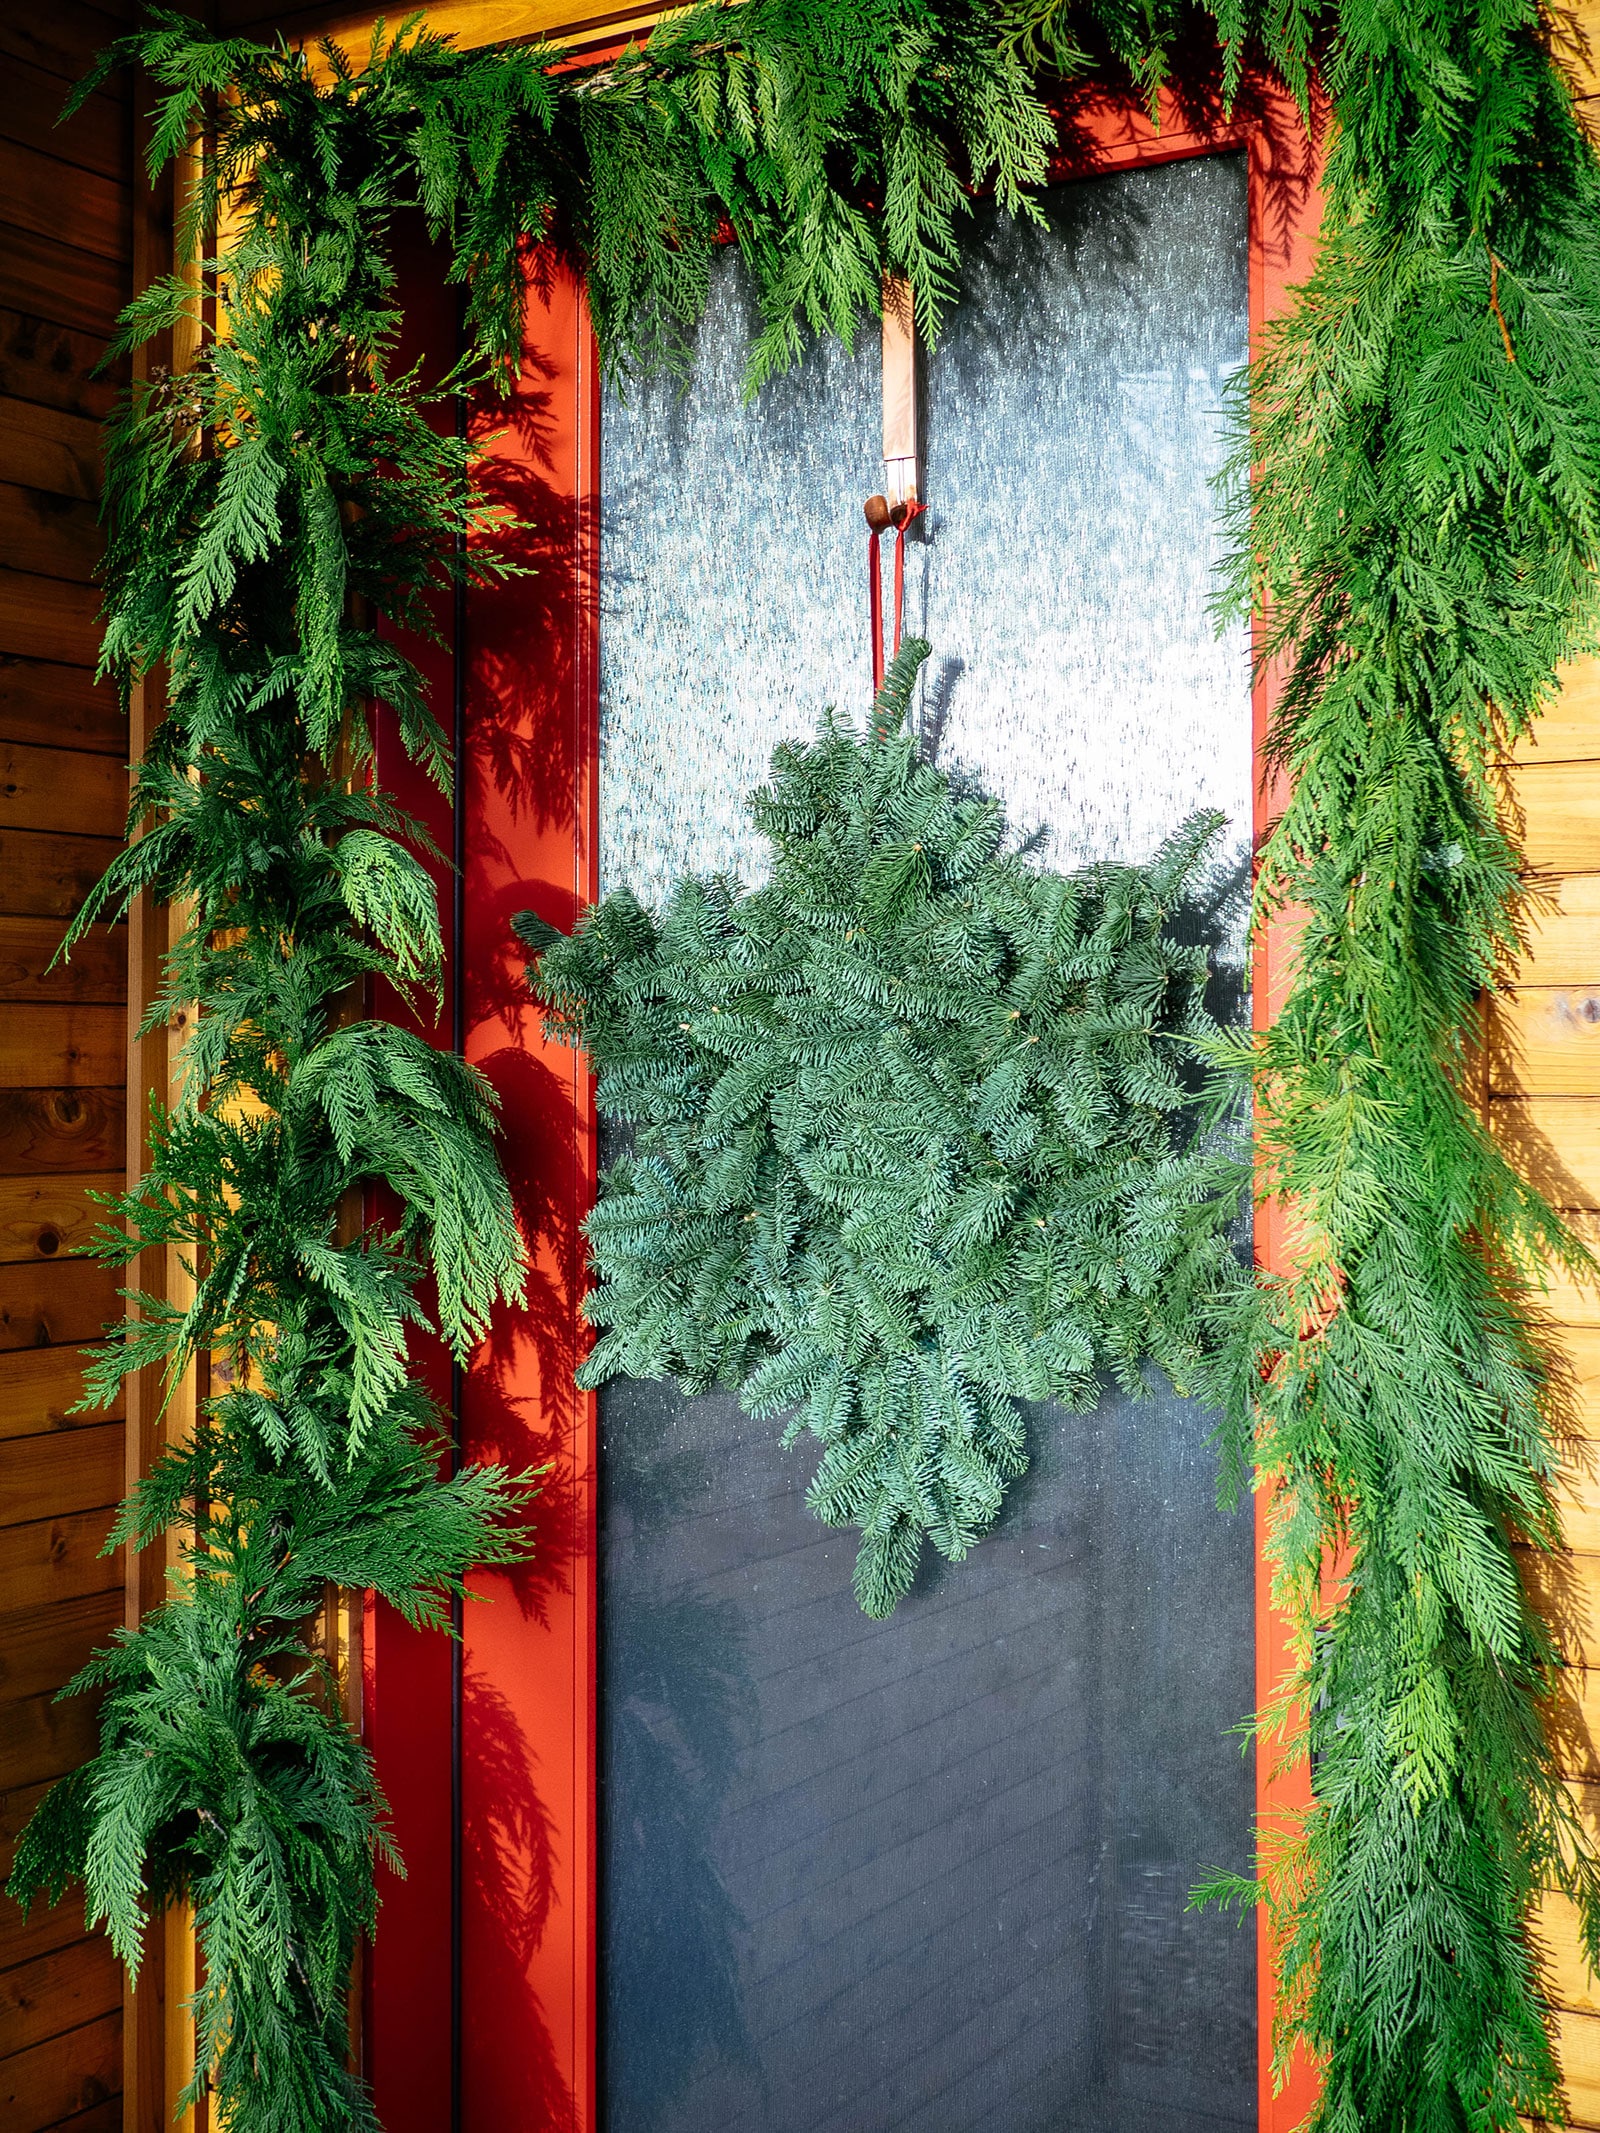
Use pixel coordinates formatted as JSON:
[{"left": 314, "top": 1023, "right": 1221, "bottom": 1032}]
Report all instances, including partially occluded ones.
[{"left": 7, "top": 4, "right": 1600, "bottom": 2126}]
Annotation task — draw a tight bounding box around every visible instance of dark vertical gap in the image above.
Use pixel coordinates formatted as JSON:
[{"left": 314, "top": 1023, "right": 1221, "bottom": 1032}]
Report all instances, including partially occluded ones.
[{"left": 450, "top": 295, "right": 468, "bottom": 2133}]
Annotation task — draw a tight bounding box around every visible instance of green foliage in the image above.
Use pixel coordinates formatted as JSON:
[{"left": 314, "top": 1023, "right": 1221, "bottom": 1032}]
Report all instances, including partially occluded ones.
[
  {"left": 1189, "top": 8, "right": 1600, "bottom": 2130},
  {"left": 524, "top": 642, "right": 1251, "bottom": 1615},
  {"left": 8, "top": 15, "right": 550, "bottom": 2127},
  {"left": 69, "top": 0, "right": 1060, "bottom": 396},
  {"left": 14, "top": 1595, "right": 389, "bottom": 2133},
  {"left": 20, "top": 1, "right": 1600, "bottom": 2126},
  {"left": 634, "top": 0, "right": 1056, "bottom": 380}
]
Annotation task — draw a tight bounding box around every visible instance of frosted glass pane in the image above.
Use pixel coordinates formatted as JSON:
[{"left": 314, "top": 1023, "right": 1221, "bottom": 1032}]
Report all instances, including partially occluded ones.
[
  {"left": 600, "top": 277, "right": 879, "bottom": 906},
  {"left": 914, "top": 157, "right": 1250, "bottom": 879},
  {"left": 598, "top": 150, "right": 1255, "bottom": 2133}
]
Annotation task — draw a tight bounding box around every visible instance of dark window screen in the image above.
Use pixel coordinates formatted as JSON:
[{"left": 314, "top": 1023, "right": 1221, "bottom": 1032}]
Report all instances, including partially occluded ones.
[{"left": 597, "top": 152, "right": 1256, "bottom": 2133}]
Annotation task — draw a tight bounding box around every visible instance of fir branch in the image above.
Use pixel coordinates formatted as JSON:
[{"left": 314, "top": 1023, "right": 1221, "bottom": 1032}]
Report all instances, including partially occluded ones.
[{"left": 525, "top": 643, "right": 1250, "bottom": 1616}]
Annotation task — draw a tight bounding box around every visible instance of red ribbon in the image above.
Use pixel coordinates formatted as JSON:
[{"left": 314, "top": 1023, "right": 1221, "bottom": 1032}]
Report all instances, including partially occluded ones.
[
  {"left": 867, "top": 498, "right": 927, "bottom": 695},
  {"left": 891, "top": 499, "right": 927, "bottom": 661},
  {"left": 868, "top": 524, "right": 885, "bottom": 695}
]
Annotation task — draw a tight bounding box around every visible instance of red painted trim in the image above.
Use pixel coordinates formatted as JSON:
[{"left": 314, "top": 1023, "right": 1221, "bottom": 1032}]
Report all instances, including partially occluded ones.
[
  {"left": 1244, "top": 91, "right": 1326, "bottom": 2133},
  {"left": 456, "top": 258, "right": 602, "bottom": 2133},
  {"left": 367, "top": 238, "right": 604, "bottom": 2133},
  {"left": 369, "top": 73, "right": 1326, "bottom": 2133}
]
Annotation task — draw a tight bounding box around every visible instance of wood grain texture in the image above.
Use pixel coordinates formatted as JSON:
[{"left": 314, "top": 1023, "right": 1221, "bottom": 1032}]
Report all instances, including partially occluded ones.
[
  {"left": 0, "top": 1010, "right": 125, "bottom": 1092},
  {"left": 0, "top": 231, "right": 127, "bottom": 342},
  {"left": 0, "top": 488, "right": 103, "bottom": 587},
  {"left": 0, "top": 406, "right": 101, "bottom": 511},
  {"left": 0, "top": 832, "right": 123, "bottom": 920},
  {"left": 0, "top": 1591, "right": 120, "bottom": 1706},
  {"left": 0, "top": 2009, "right": 119, "bottom": 2133},
  {"left": 0, "top": 747, "right": 122, "bottom": 839},
  {"left": 1490, "top": 990, "right": 1600, "bottom": 1097},
  {"left": 1561, "top": 2, "right": 1600, "bottom": 104},
  {"left": 0, "top": 1941, "right": 121, "bottom": 2062},
  {"left": 1558, "top": 2007, "right": 1600, "bottom": 2128},
  {"left": 0, "top": 663, "right": 123, "bottom": 758},
  {"left": 0, "top": 5, "right": 134, "bottom": 85},
  {"left": 0, "top": 314, "right": 122, "bottom": 428},
  {"left": 0, "top": 575, "right": 102, "bottom": 668},
  {"left": 0, "top": 923, "right": 123, "bottom": 1006},
  {"left": 0, "top": 1089, "right": 124, "bottom": 1175},
  {"left": 1518, "top": 878, "right": 1600, "bottom": 988},
  {"left": 38, "top": 2100, "right": 119, "bottom": 2133},
  {"left": 0, "top": 63, "right": 127, "bottom": 183},
  {"left": 1548, "top": 1666, "right": 1600, "bottom": 1789},
  {"left": 1491, "top": 1099, "right": 1600, "bottom": 1214},
  {"left": 0, "top": 1349, "right": 116, "bottom": 1444},
  {"left": 0, "top": 144, "right": 131, "bottom": 269},
  {"left": 0, "top": 1176, "right": 118, "bottom": 1267},
  {"left": 1557, "top": 1459, "right": 1600, "bottom": 1558},
  {"left": 0, "top": 1690, "right": 102, "bottom": 1796},
  {"left": 0, "top": 1258, "right": 120, "bottom": 1350},
  {"left": 1535, "top": 1886, "right": 1600, "bottom": 2016},
  {"left": 9, "top": 171, "right": 209, "bottom": 2133},
  {"left": 1518, "top": 1548, "right": 1600, "bottom": 1663},
  {"left": 0, "top": 1427, "right": 122, "bottom": 1530},
  {"left": 1509, "top": 1256, "right": 1600, "bottom": 1329},
  {"left": 1514, "top": 760, "right": 1600, "bottom": 874},
  {"left": 1555, "top": 1325, "right": 1600, "bottom": 1395},
  {"left": 0, "top": 1512, "right": 119, "bottom": 1615},
  {"left": 1514, "top": 657, "right": 1600, "bottom": 763},
  {"left": 0, "top": 1892, "right": 103, "bottom": 1981},
  {"left": 0, "top": 90, "right": 133, "bottom": 1978}
]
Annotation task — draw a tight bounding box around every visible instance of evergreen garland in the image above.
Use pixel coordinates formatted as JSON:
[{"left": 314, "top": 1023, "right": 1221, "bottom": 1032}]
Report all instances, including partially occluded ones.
[
  {"left": 9, "top": 2, "right": 1600, "bottom": 2126},
  {"left": 1185, "top": 8, "right": 1600, "bottom": 2125},
  {"left": 521, "top": 643, "right": 1250, "bottom": 1617},
  {"left": 7, "top": 23, "right": 557, "bottom": 2130}
]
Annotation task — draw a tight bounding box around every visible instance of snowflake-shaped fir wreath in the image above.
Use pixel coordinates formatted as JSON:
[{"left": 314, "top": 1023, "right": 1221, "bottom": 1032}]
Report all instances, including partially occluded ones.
[{"left": 518, "top": 642, "right": 1249, "bottom": 1616}]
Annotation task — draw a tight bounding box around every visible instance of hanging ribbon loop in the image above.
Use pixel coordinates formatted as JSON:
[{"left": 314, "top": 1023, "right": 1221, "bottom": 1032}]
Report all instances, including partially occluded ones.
[
  {"left": 866, "top": 494, "right": 926, "bottom": 693},
  {"left": 864, "top": 494, "right": 891, "bottom": 694},
  {"left": 890, "top": 498, "right": 927, "bottom": 661}
]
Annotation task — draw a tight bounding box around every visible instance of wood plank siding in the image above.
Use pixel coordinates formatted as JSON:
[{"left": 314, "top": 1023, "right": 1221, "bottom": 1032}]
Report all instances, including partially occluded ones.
[
  {"left": 1504, "top": 14, "right": 1600, "bottom": 2124},
  {"left": 0, "top": 6, "right": 134, "bottom": 2129},
  {"left": 1502, "top": 657, "right": 1600, "bottom": 2127}
]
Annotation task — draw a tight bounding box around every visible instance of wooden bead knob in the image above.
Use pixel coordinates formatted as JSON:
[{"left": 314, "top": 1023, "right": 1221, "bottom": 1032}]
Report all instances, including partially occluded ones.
[{"left": 863, "top": 494, "right": 892, "bottom": 531}]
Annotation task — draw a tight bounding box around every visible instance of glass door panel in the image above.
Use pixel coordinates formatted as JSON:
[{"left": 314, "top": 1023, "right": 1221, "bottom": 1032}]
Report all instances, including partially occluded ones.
[{"left": 597, "top": 150, "right": 1255, "bottom": 2133}]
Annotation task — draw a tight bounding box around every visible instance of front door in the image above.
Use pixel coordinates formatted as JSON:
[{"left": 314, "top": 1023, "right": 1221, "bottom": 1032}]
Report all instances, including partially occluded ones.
[{"left": 367, "top": 75, "right": 1321, "bottom": 2133}]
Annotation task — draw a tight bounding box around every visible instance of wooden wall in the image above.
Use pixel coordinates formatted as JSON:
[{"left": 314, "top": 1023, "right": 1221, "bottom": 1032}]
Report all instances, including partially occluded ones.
[
  {"left": 1488, "top": 654, "right": 1597, "bottom": 2133},
  {"left": 1502, "top": 14, "right": 1600, "bottom": 2129},
  {"left": 0, "top": 5, "right": 135, "bottom": 2129},
  {"left": 1501, "top": 681, "right": 1600, "bottom": 2133}
]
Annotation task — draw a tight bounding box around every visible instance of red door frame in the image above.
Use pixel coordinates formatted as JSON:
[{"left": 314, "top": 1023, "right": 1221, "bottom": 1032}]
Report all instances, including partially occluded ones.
[{"left": 368, "top": 68, "right": 1324, "bottom": 2133}]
